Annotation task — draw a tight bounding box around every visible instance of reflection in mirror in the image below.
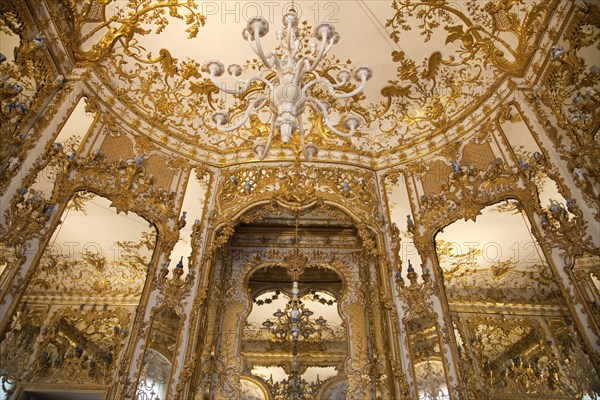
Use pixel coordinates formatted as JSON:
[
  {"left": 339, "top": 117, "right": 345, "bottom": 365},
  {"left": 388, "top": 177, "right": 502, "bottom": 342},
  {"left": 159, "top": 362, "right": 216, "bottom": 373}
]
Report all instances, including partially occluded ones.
[
  {"left": 243, "top": 265, "right": 347, "bottom": 398},
  {"left": 136, "top": 307, "right": 182, "bottom": 400},
  {"left": 406, "top": 315, "right": 449, "bottom": 400},
  {"left": 437, "top": 201, "right": 600, "bottom": 397},
  {"left": 240, "top": 378, "right": 267, "bottom": 400},
  {"left": 322, "top": 380, "right": 349, "bottom": 400},
  {"left": 137, "top": 349, "right": 171, "bottom": 400},
  {"left": 0, "top": 192, "right": 156, "bottom": 390}
]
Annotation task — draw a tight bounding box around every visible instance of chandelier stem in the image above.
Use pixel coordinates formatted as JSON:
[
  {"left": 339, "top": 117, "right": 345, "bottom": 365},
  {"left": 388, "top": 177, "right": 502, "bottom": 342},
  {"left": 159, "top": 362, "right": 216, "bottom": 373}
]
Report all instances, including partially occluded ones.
[{"left": 301, "top": 75, "right": 335, "bottom": 95}]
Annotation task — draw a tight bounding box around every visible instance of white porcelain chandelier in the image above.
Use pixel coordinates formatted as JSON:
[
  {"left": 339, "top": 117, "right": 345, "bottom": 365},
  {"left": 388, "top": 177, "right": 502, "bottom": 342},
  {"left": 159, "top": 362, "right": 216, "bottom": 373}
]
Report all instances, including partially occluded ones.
[{"left": 206, "top": 9, "right": 372, "bottom": 161}]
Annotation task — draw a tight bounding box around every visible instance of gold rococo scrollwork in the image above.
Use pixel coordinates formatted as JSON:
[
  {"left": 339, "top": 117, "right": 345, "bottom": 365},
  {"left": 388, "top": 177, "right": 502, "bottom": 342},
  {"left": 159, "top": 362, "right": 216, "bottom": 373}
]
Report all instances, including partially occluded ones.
[
  {"left": 213, "top": 163, "right": 379, "bottom": 230},
  {"left": 525, "top": 1, "right": 600, "bottom": 208},
  {"left": 51, "top": 150, "right": 180, "bottom": 251}
]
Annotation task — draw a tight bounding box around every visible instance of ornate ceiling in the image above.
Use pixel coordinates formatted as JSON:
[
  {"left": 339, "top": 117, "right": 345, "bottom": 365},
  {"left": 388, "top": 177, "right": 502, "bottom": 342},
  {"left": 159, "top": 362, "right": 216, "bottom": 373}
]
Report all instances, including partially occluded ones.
[
  {"left": 43, "top": 0, "right": 563, "bottom": 168},
  {"left": 1, "top": 0, "right": 599, "bottom": 399}
]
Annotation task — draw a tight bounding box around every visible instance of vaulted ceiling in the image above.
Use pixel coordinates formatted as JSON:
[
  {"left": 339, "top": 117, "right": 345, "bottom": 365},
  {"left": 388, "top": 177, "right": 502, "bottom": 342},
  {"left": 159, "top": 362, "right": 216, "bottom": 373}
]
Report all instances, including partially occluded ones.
[{"left": 45, "top": 0, "right": 560, "bottom": 168}]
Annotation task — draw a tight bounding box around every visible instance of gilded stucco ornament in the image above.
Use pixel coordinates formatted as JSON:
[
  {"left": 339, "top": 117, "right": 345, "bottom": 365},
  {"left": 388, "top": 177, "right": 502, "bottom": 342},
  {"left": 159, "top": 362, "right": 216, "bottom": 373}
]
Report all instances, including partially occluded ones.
[
  {"left": 213, "top": 163, "right": 378, "bottom": 229},
  {"left": 53, "top": 0, "right": 206, "bottom": 64},
  {"left": 415, "top": 159, "right": 526, "bottom": 232},
  {"left": 156, "top": 261, "right": 195, "bottom": 311},
  {"left": 0, "top": 189, "right": 55, "bottom": 301},
  {"left": 395, "top": 266, "right": 451, "bottom": 397},
  {"left": 0, "top": 1, "right": 61, "bottom": 194},
  {"left": 395, "top": 265, "right": 436, "bottom": 320},
  {"left": 525, "top": 1, "right": 600, "bottom": 208},
  {"left": 31, "top": 307, "right": 132, "bottom": 385},
  {"left": 373, "top": 0, "right": 557, "bottom": 156},
  {"left": 51, "top": 150, "right": 178, "bottom": 231},
  {"left": 540, "top": 198, "right": 600, "bottom": 265},
  {"left": 410, "top": 149, "right": 598, "bottom": 287}
]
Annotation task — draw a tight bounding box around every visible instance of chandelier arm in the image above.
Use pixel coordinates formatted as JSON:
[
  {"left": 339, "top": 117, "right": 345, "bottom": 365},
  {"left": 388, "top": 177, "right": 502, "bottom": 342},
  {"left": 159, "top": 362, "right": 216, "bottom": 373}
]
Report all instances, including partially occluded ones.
[
  {"left": 328, "top": 77, "right": 368, "bottom": 99},
  {"left": 245, "top": 35, "right": 261, "bottom": 56},
  {"left": 208, "top": 75, "right": 259, "bottom": 95},
  {"left": 304, "top": 36, "right": 330, "bottom": 74},
  {"left": 252, "top": 27, "right": 274, "bottom": 69},
  {"left": 309, "top": 98, "right": 357, "bottom": 138},
  {"left": 301, "top": 75, "right": 346, "bottom": 95},
  {"left": 297, "top": 118, "right": 312, "bottom": 162},
  {"left": 231, "top": 74, "right": 274, "bottom": 91},
  {"left": 270, "top": 55, "right": 285, "bottom": 76},
  {"left": 215, "top": 100, "right": 263, "bottom": 132},
  {"left": 246, "top": 36, "right": 280, "bottom": 74},
  {"left": 256, "top": 117, "right": 276, "bottom": 160}
]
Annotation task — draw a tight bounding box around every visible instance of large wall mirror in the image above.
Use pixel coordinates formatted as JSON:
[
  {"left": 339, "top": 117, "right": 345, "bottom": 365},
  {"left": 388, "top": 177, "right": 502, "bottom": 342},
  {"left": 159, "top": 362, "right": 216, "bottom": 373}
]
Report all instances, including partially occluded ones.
[{"left": 136, "top": 306, "right": 183, "bottom": 400}]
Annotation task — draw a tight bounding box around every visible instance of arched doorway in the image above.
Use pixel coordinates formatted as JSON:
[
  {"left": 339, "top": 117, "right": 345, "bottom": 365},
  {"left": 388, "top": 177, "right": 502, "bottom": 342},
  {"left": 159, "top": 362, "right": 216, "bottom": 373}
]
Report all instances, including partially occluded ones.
[
  {"left": 200, "top": 203, "right": 395, "bottom": 399},
  {"left": 243, "top": 264, "right": 347, "bottom": 399}
]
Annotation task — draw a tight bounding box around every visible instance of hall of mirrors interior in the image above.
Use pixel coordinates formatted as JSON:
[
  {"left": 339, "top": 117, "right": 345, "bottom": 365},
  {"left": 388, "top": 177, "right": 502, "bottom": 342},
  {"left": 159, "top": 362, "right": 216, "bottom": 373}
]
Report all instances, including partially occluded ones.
[{"left": 0, "top": 0, "right": 599, "bottom": 399}]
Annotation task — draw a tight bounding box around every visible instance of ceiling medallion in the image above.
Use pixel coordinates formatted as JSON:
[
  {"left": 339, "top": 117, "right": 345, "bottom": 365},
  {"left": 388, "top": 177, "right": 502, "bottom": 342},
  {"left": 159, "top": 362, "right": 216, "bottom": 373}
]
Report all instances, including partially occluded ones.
[{"left": 207, "top": 9, "right": 373, "bottom": 161}]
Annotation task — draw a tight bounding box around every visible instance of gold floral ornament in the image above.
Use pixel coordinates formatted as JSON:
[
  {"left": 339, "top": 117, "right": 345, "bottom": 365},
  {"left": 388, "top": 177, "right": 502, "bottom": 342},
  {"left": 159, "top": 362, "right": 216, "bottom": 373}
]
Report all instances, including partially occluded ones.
[
  {"left": 525, "top": 1, "right": 600, "bottom": 204},
  {"left": 1, "top": 2, "right": 58, "bottom": 194},
  {"left": 540, "top": 199, "right": 600, "bottom": 264},
  {"left": 156, "top": 257, "right": 194, "bottom": 311},
  {"left": 395, "top": 260, "right": 435, "bottom": 317},
  {"left": 378, "top": 0, "right": 556, "bottom": 147},
  {"left": 0, "top": 189, "right": 55, "bottom": 258},
  {"left": 64, "top": 0, "right": 205, "bottom": 64},
  {"left": 52, "top": 149, "right": 177, "bottom": 222}
]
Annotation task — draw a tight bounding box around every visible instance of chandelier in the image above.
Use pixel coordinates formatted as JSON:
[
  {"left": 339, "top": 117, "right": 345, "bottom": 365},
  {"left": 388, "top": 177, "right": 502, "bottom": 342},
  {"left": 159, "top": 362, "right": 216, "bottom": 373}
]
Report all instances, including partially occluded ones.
[
  {"left": 206, "top": 9, "right": 373, "bottom": 161},
  {"left": 261, "top": 281, "right": 328, "bottom": 342},
  {"left": 262, "top": 281, "right": 326, "bottom": 399}
]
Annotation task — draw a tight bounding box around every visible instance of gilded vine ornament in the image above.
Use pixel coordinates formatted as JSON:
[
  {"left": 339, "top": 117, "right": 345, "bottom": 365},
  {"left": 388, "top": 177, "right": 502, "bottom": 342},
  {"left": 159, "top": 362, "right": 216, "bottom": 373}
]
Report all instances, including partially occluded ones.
[
  {"left": 0, "top": 1, "right": 59, "bottom": 194},
  {"left": 395, "top": 267, "right": 436, "bottom": 319},
  {"left": 412, "top": 150, "right": 598, "bottom": 287},
  {"left": 372, "top": 0, "right": 557, "bottom": 153},
  {"left": 539, "top": 199, "right": 600, "bottom": 265},
  {"left": 0, "top": 189, "right": 54, "bottom": 259},
  {"left": 156, "top": 262, "right": 195, "bottom": 311},
  {"left": 213, "top": 163, "right": 378, "bottom": 231},
  {"left": 526, "top": 1, "right": 600, "bottom": 204},
  {"left": 58, "top": 0, "right": 206, "bottom": 64},
  {"left": 387, "top": 0, "right": 553, "bottom": 74},
  {"left": 51, "top": 150, "right": 178, "bottom": 224}
]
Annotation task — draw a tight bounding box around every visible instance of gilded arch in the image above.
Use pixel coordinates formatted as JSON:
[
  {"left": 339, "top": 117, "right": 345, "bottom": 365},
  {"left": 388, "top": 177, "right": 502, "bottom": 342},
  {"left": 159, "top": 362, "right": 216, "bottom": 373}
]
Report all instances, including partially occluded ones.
[{"left": 192, "top": 164, "right": 404, "bottom": 399}]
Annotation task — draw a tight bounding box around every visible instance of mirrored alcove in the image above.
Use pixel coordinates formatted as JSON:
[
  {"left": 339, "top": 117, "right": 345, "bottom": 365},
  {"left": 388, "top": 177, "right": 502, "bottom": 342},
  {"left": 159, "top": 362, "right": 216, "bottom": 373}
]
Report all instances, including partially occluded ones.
[
  {"left": 202, "top": 205, "right": 393, "bottom": 399},
  {"left": 136, "top": 307, "right": 183, "bottom": 400},
  {"left": 498, "top": 104, "right": 600, "bottom": 326},
  {"left": 243, "top": 265, "right": 347, "bottom": 398},
  {"left": 0, "top": 192, "right": 157, "bottom": 394},
  {"left": 406, "top": 314, "right": 449, "bottom": 400},
  {"left": 436, "top": 200, "right": 600, "bottom": 398}
]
